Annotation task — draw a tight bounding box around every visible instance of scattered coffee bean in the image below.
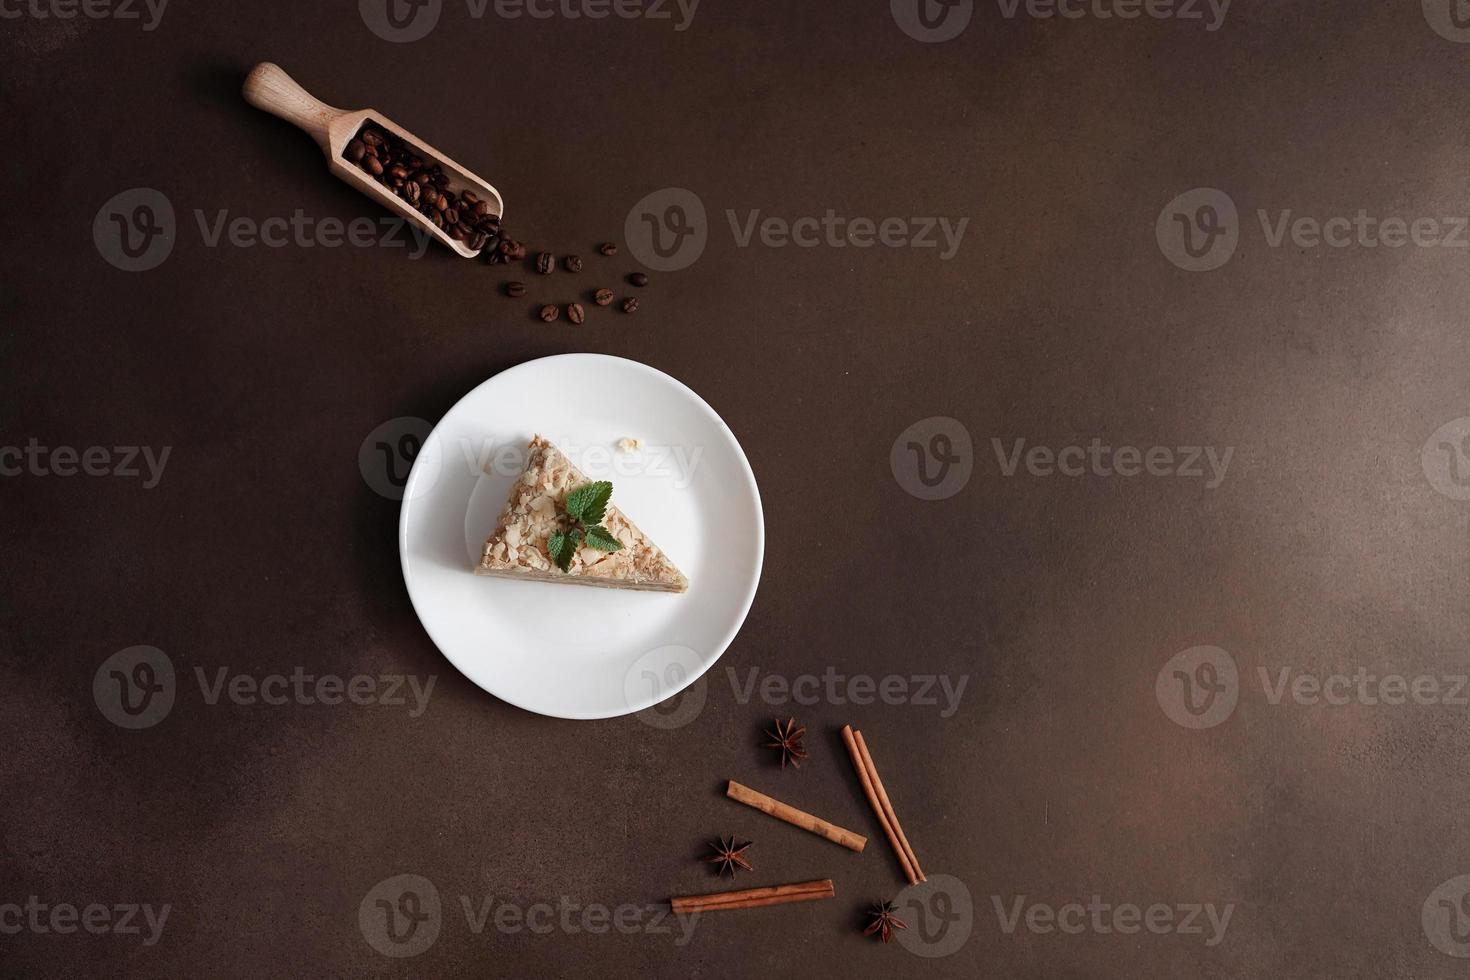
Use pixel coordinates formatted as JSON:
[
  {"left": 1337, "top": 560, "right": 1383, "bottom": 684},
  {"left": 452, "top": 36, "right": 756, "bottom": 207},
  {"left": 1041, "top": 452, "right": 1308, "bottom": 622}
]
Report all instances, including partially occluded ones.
[
  {"left": 594, "top": 288, "right": 615, "bottom": 306},
  {"left": 536, "top": 252, "right": 555, "bottom": 275},
  {"left": 621, "top": 298, "right": 639, "bottom": 314},
  {"left": 567, "top": 303, "right": 586, "bottom": 325},
  {"left": 564, "top": 255, "right": 583, "bottom": 273},
  {"left": 629, "top": 272, "right": 649, "bottom": 287},
  {"left": 539, "top": 304, "right": 560, "bottom": 322},
  {"left": 598, "top": 242, "right": 618, "bottom": 256},
  {"left": 506, "top": 281, "right": 526, "bottom": 298},
  {"left": 346, "top": 139, "right": 366, "bottom": 163}
]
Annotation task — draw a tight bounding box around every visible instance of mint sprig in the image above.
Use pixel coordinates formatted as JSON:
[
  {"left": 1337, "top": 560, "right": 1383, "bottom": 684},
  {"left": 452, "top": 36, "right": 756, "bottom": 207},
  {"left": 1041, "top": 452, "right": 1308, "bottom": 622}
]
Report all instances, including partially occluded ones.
[{"left": 550, "top": 480, "right": 623, "bottom": 571}]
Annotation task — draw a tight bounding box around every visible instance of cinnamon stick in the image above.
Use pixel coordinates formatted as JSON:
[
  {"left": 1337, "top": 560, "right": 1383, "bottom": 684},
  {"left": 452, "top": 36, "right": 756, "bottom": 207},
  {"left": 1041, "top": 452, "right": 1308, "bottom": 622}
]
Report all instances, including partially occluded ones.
[
  {"left": 841, "top": 725, "right": 917, "bottom": 885},
  {"left": 725, "top": 780, "right": 867, "bottom": 852},
  {"left": 671, "top": 879, "right": 834, "bottom": 914},
  {"left": 854, "top": 729, "right": 925, "bottom": 882}
]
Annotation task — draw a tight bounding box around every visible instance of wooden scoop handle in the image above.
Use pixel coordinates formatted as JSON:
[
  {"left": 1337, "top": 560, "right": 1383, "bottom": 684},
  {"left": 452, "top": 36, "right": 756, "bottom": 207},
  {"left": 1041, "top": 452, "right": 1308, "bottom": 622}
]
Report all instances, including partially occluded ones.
[{"left": 243, "top": 62, "right": 345, "bottom": 154}]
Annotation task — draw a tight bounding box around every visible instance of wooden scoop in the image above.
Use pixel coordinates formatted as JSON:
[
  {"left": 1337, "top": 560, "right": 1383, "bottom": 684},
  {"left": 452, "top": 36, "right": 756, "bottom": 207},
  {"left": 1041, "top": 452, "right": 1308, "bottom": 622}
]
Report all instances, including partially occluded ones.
[{"left": 242, "top": 62, "right": 503, "bottom": 258}]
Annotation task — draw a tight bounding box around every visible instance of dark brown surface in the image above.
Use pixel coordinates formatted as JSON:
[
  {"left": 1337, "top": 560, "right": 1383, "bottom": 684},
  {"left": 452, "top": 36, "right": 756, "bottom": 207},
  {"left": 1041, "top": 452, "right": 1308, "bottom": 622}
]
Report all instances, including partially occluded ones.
[{"left": 4, "top": 2, "right": 1470, "bottom": 977}]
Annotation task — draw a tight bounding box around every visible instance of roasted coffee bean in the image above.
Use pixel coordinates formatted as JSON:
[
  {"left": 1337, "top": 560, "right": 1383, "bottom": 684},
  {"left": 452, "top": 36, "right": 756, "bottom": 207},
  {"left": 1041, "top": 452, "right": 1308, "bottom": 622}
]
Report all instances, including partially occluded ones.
[
  {"left": 470, "top": 232, "right": 487, "bottom": 250},
  {"left": 508, "top": 241, "right": 527, "bottom": 260},
  {"left": 564, "top": 255, "right": 583, "bottom": 273},
  {"left": 451, "top": 224, "right": 470, "bottom": 242},
  {"left": 506, "top": 281, "right": 526, "bottom": 298},
  {"left": 594, "top": 288, "right": 615, "bottom": 306},
  {"left": 420, "top": 185, "right": 438, "bottom": 205},
  {"left": 621, "top": 298, "right": 639, "bottom": 314},
  {"left": 567, "top": 303, "right": 586, "bottom": 325},
  {"left": 498, "top": 239, "right": 516, "bottom": 258},
  {"left": 461, "top": 190, "right": 479, "bottom": 205},
  {"left": 599, "top": 242, "right": 618, "bottom": 256},
  {"left": 474, "top": 200, "right": 493, "bottom": 218},
  {"left": 389, "top": 164, "right": 409, "bottom": 180},
  {"left": 536, "top": 252, "right": 555, "bottom": 275},
  {"left": 540, "top": 304, "right": 560, "bottom": 322},
  {"left": 404, "top": 182, "right": 420, "bottom": 204},
  {"left": 435, "top": 195, "right": 449, "bottom": 212},
  {"left": 346, "top": 139, "right": 366, "bottom": 163},
  {"left": 362, "top": 129, "right": 383, "bottom": 147},
  {"left": 629, "top": 272, "right": 649, "bottom": 287},
  {"left": 365, "top": 157, "right": 384, "bottom": 176}
]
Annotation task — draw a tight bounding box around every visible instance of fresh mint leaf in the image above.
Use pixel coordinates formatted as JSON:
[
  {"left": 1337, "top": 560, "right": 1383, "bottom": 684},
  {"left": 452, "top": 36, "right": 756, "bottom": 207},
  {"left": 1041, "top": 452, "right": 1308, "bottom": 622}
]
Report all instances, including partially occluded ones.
[
  {"left": 564, "top": 481, "right": 613, "bottom": 526},
  {"left": 583, "top": 525, "right": 622, "bottom": 552},
  {"left": 548, "top": 531, "right": 576, "bottom": 571},
  {"left": 550, "top": 481, "right": 618, "bottom": 572}
]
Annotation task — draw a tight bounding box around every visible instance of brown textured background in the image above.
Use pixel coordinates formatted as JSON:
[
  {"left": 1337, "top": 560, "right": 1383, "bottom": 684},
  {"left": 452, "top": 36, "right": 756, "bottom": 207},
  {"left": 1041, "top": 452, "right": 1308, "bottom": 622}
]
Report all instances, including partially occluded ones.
[{"left": 4, "top": 0, "right": 1470, "bottom": 976}]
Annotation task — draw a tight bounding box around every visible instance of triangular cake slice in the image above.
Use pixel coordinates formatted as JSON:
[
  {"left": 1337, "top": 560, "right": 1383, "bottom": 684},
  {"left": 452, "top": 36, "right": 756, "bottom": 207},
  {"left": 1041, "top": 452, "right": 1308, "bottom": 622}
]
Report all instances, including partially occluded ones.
[{"left": 475, "top": 436, "right": 689, "bottom": 593}]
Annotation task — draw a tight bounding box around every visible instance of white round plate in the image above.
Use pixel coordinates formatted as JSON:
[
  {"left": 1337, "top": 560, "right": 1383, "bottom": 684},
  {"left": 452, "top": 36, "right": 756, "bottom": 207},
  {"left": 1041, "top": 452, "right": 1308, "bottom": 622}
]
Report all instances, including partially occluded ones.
[{"left": 398, "top": 354, "right": 763, "bottom": 719}]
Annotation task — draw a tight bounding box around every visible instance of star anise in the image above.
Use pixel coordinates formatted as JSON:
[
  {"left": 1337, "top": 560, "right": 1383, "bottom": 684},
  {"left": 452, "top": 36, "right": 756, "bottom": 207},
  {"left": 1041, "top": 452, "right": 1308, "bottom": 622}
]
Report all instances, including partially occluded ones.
[
  {"left": 864, "top": 900, "right": 908, "bottom": 944},
  {"left": 763, "top": 716, "right": 808, "bottom": 769},
  {"left": 704, "top": 836, "right": 753, "bottom": 877}
]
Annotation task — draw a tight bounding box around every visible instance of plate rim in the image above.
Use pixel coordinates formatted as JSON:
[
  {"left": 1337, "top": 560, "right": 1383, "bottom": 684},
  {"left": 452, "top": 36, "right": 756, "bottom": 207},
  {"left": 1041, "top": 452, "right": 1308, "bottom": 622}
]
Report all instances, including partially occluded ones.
[{"left": 397, "top": 352, "right": 765, "bottom": 720}]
